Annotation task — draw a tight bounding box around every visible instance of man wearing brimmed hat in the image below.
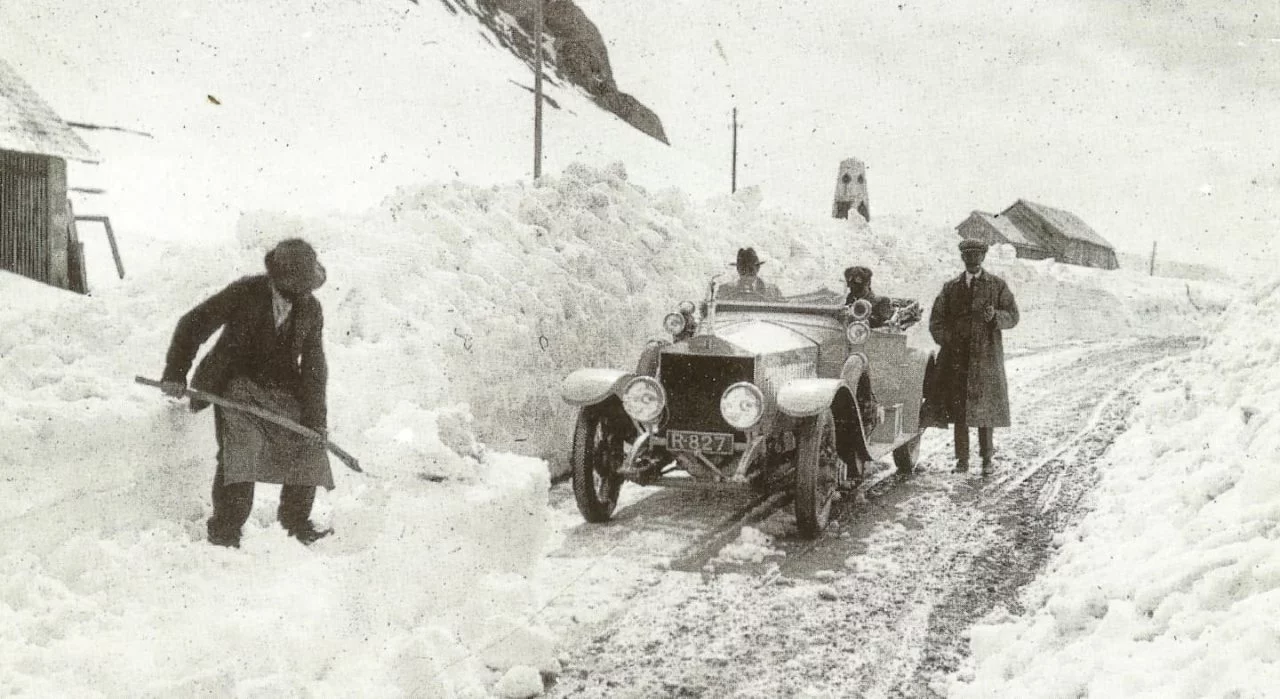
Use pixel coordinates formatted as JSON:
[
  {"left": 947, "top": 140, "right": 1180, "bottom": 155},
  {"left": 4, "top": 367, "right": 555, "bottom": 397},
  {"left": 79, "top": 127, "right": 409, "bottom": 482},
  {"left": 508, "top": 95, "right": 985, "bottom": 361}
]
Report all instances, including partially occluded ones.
[
  {"left": 926, "top": 238, "right": 1019, "bottom": 474},
  {"left": 843, "top": 265, "right": 893, "bottom": 328},
  {"left": 719, "top": 247, "right": 782, "bottom": 301},
  {"left": 159, "top": 238, "right": 334, "bottom": 547}
]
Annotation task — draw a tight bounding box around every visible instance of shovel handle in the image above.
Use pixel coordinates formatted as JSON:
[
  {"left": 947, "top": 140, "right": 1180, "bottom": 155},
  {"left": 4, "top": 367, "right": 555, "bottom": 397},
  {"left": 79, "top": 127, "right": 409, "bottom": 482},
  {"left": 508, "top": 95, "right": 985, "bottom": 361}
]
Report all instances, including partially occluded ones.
[{"left": 135, "top": 376, "right": 363, "bottom": 474}]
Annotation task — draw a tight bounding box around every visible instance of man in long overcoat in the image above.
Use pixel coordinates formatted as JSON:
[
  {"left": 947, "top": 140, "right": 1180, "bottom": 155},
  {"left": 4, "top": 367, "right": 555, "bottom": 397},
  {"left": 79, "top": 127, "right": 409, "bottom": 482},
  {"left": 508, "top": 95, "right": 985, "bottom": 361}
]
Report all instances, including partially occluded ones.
[
  {"left": 160, "top": 238, "right": 334, "bottom": 547},
  {"left": 927, "top": 239, "right": 1019, "bottom": 473}
]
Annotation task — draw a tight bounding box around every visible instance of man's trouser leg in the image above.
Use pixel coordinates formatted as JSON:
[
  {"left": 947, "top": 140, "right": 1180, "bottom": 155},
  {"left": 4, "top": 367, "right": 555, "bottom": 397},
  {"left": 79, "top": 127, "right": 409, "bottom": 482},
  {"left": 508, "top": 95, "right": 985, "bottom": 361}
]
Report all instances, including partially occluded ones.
[
  {"left": 978, "top": 427, "right": 994, "bottom": 463},
  {"left": 278, "top": 485, "right": 316, "bottom": 533},
  {"left": 954, "top": 422, "right": 970, "bottom": 465},
  {"left": 208, "top": 407, "right": 254, "bottom": 546}
]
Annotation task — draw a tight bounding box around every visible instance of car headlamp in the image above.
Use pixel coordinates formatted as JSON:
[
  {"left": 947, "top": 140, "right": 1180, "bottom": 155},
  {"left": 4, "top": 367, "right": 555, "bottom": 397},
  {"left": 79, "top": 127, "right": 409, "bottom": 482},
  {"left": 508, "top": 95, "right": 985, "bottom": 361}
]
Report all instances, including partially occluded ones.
[
  {"left": 846, "top": 321, "right": 871, "bottom": 345},
  {"left": 677, "top": 300, "right": 696, "bottom": 315},
  {"left": 849, "top": 298, "right": 872, "bottom": 321},
  {"left": 662, "top": 312, "right": 687, "bottom": 335},
  {"left": 720, "top": 382, "right": 765, "bottom": 430},
  {"left": 621, "top": 376, "right": 666, "bottom": 423}
]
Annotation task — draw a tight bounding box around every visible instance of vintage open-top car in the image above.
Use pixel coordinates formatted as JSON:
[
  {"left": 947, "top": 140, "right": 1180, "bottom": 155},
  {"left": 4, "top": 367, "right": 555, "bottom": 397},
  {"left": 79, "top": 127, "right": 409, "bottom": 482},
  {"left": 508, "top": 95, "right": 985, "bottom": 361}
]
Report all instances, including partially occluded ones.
[{"left": 560, "top": 277, "right": 935, "bottom": 538}]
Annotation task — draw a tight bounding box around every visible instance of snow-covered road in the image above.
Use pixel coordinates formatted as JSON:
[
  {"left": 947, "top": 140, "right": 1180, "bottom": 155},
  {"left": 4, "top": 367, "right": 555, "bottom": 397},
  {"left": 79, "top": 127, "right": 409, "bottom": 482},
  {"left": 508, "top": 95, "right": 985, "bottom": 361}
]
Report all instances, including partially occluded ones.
[{"left": 534, "top": 337, "right": 1199, "bottom": 698}]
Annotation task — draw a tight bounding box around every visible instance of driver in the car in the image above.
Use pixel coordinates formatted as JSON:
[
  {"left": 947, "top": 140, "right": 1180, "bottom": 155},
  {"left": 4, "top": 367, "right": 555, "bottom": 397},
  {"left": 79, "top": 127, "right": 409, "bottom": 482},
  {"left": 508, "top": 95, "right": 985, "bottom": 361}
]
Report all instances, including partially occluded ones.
[
  {"left": 720, "top": 247, "right": 782, "bottom": 300},
  {"left": 843, "top": 265, "right": 894, "bottom": 328}
]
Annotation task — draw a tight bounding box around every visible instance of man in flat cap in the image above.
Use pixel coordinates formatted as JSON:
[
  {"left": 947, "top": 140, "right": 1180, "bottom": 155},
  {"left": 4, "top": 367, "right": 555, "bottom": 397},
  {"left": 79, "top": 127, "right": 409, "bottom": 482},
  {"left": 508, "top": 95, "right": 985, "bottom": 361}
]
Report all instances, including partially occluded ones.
[
  {"left": 843, "top": 266, "right": 894, "bottom": 328},
  {"left": 927, "top": 238, "right": 1019, "bottom": 473},
  {"left": 159, "top": 238, "right": 334, "bottom": 547},
  {"left": 720, "top": 247, "right": 782, "bottom": 301}
]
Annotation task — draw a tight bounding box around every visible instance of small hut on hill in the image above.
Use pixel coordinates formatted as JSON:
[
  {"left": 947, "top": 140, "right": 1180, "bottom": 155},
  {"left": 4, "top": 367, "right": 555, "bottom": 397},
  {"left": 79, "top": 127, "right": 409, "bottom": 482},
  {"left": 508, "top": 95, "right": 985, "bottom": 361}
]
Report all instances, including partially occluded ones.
[
  {"left": 956, "top": 210, "right": 1054, "bottom": 261},
  {"left": 0, "top": 58, "right": 98, "bottom": 291},
  {"left": 956, "top": 199, "right": 1119, "bottom": 270}
]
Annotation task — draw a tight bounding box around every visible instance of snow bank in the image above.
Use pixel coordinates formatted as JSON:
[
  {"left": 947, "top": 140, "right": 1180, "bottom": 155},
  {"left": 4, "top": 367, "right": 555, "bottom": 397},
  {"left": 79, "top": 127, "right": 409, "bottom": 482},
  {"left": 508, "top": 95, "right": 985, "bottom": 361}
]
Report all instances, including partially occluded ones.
[
  {"left": 0, "top": 264, "right": 561, "bottom": 697},
  {"left": 210, "top": 166, "right": 1236, "bottom": 474},
  {"left": 951, "top": 278, "right": 1280, "bottom": 699},
  {"left": 0, "top": 157, "right": 1238, "bottom": 695}
]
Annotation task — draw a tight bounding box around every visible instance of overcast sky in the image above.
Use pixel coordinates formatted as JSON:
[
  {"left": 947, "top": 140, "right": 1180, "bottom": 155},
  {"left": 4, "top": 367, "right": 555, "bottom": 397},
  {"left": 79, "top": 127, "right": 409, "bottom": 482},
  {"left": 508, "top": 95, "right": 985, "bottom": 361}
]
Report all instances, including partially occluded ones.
[{"left": 581, "top": 0, "right": 1279, "bottom": 273}]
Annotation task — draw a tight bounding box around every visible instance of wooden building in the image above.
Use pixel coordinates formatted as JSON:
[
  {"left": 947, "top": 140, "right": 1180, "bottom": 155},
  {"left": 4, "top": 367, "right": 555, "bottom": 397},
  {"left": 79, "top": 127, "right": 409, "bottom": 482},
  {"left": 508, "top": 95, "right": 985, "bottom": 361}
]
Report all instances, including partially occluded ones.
[
  {"left": 0, "top": 58, "right": 98, "bottom": 291},
  {"left": 956, "top": 210, "right": 1054, "bottom": 261},
  {"left": 957, "top": 199, "right": 1119, "bottom": 271}
]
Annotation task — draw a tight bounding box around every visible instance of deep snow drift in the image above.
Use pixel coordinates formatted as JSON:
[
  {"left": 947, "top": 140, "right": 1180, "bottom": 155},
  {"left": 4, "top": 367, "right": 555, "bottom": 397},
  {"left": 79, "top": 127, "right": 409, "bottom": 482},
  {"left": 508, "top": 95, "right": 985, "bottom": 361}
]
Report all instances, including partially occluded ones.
[
  {"left": 0, "top": 163, "right": 1239, "bottom": 696},
  {"left": 951, "top": 278, "right": 1280, "bottom": 698}
]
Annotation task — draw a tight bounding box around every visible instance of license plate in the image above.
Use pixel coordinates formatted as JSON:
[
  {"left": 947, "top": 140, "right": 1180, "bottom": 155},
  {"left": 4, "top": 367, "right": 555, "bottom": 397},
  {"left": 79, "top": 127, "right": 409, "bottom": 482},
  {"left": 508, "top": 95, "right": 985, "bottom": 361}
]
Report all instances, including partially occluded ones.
[{"left": 667, "top": 430, "right": 735, "bottom": 454}]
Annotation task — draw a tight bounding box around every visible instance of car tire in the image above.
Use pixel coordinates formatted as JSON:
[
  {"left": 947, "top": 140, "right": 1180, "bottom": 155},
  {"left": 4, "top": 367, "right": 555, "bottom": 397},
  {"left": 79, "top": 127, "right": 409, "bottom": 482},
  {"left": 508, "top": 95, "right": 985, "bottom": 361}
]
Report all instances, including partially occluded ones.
[
  {"left": 571, "top": 403, "right": 626, "bottom": 523},
  {"left": 893, "top": 434, "right": 921, "bottom": 474},
  {"left": 795, "top": 408, "right": 842, "bottom": 539}
]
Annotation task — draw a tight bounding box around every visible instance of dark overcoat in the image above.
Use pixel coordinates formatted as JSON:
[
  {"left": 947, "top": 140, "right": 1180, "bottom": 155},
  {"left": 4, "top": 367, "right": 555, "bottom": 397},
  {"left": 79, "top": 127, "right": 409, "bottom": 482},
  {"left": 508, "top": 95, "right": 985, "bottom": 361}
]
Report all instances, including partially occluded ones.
[
  {"left": 926, "top": 271, "right": 1018, "bottom": 427},
  {"left": 162, "top": 275, "right": 331, "bottom": 487}
]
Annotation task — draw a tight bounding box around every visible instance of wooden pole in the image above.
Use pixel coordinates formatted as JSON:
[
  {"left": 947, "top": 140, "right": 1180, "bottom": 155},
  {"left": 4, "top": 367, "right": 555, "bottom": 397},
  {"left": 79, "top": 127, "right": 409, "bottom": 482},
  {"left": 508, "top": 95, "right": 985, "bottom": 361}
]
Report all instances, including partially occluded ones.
[
  {"left": 1149, "top": 240, "right": 1157, "bottom": 276},
  {"left": 731, "top": 107, "right": 738, "bottom": 194},
  {"left": 533, "top": 0, "right": 544, "bottom": 180}
]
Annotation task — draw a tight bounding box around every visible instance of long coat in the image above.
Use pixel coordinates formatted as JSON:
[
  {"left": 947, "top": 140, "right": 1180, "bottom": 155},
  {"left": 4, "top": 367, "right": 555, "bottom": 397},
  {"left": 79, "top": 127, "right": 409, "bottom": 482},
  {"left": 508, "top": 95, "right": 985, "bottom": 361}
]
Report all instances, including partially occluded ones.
[
  {"left": 162, "top": 275, "right": 331, "bottom": 487},
  {"left": 926, "top": 271, "right": 1019, "bottom": 427}
]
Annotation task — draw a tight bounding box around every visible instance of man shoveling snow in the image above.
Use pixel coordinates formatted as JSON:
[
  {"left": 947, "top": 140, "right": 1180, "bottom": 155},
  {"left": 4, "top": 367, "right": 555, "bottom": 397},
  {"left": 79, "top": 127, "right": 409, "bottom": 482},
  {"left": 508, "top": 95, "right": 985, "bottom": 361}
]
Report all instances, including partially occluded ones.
[{"left": 154, "top": 238, "right": 336, "bottom": 548}]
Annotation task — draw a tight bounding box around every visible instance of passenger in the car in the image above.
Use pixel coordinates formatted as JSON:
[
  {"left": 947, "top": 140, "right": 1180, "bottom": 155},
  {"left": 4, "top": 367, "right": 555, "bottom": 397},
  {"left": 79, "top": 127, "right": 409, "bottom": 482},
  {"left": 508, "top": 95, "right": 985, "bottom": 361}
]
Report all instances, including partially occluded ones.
[
  {"left": 843, "top": 266, "right": 894, "bottom": 328},
  {"left": 719, "top": 247, "right": 782, "bottom": 300}
]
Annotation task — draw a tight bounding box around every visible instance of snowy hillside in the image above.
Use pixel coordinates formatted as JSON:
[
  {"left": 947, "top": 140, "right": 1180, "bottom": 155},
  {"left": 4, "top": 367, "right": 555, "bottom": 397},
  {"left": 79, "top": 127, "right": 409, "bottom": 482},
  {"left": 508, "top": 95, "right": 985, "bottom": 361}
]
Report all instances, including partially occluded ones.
[
  {"left": 0, "top": 0, "right": 722, "bottom": 257},
  {"left": 951, "top": 278, "right": 1280, "bottom": 698}
]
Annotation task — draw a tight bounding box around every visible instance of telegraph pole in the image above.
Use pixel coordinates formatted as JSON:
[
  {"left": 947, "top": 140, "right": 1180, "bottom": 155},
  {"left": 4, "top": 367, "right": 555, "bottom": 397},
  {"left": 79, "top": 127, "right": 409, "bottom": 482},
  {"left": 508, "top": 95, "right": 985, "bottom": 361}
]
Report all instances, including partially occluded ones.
[
  {"left": 1149, "top": 240, "right": 1157, "bottom": 276},
  {"left": 731, "top": 107, "right": 738, "bottom": 194},
  {"left": 533, "top": 0, "right": 544, "bottom": 180}
]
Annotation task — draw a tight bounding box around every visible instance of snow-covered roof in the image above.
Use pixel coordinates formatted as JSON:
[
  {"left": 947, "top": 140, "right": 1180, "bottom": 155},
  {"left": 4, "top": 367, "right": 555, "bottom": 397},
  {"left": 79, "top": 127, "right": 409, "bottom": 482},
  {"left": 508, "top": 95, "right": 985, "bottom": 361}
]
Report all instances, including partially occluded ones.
[
  {"left": 1013, "top": 199, "right": 1114, "bottom": 250},
  {"left": 0, "top": 58, "right": 97, "bottom": 163},
  {"left": 968, "top": 210, "right": 1043, "bottom": 248}
]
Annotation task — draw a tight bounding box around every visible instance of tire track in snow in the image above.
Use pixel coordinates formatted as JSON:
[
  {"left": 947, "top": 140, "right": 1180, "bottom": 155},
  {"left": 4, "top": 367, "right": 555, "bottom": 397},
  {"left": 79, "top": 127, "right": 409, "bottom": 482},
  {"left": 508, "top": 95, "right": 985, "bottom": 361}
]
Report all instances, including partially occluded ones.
[{"left": 541, "top": 337, "right": 1197, "bottom": 698}]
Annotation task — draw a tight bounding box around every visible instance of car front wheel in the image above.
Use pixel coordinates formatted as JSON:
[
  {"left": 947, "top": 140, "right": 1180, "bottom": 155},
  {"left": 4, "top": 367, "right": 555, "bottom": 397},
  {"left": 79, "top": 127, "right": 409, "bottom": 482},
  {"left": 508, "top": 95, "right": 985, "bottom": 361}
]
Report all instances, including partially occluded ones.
[
  {"left": 570, "top": 403, "right": 627, "bottom": 523},
  {"left": 795, "top": 408, "right": 843, "bottom": 539}
]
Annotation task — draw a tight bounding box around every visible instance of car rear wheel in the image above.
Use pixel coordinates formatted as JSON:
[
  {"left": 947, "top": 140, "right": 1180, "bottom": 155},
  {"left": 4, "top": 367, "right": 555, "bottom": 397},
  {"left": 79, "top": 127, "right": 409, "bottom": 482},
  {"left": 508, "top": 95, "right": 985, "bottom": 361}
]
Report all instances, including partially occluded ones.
[
  {"left": 571, "top": 403, "right": 626, "bottom": 523},
  {"left": 795, "top": 408, "right": 843, "bottom": 539},
  {"left": 893, "top": 434, "right": 921, "bottom": 474}
]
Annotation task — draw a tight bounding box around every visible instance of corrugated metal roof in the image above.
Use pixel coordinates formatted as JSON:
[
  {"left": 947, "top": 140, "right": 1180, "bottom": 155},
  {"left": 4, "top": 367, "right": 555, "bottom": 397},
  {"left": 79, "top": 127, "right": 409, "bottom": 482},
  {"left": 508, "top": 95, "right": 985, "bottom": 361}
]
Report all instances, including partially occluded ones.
[
  {"left": 1015, "top": 199, "right": 1114, "bottom": 250},
  {"left": 0, "top": 58, "right": 97, "bottom": 163}
]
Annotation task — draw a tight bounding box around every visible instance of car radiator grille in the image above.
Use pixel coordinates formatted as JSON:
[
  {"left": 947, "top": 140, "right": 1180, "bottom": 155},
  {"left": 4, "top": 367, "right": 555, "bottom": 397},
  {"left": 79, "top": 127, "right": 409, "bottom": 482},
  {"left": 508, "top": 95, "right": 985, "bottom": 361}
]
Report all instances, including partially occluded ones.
[{"left": 659, "top": 354, "right": 754, "bottom": 433}]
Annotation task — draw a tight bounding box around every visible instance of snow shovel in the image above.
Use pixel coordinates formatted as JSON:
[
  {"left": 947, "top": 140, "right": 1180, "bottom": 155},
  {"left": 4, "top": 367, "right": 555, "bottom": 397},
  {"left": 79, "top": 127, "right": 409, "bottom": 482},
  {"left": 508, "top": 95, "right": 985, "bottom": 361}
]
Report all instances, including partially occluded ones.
[{"left": 134, "top": 376, "right": 363, "bottom": 474}]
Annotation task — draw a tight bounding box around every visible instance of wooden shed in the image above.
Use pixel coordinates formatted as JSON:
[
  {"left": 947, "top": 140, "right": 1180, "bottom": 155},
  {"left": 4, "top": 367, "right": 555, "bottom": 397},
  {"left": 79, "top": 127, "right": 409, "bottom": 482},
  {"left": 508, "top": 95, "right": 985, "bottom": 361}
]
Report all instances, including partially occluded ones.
[
  {"left": 956, "top": 210, "right": 1054, "bottom": 261},
  {"left": 958, "top": 199, "right": 1119, "bottom": 271},
  {"left": 0, "top": 58, "right": 98, "bottom": 291},
  {"left": 1000, "top": 199, "right": 1118, "bottom": 270}
]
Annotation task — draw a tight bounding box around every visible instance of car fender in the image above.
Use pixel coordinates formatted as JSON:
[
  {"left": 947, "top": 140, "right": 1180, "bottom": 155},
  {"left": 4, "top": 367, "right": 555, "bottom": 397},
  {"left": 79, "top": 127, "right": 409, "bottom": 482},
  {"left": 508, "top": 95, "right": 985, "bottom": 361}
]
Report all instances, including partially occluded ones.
[
  {"left": 776, "top": 354, "right": 868, "bottom": 418},
  {"left": 777, "top": 378, "right": 844, "bottom": 418},
  {"left": 561, "top": 368, "right": 635, "bottom": 407}
]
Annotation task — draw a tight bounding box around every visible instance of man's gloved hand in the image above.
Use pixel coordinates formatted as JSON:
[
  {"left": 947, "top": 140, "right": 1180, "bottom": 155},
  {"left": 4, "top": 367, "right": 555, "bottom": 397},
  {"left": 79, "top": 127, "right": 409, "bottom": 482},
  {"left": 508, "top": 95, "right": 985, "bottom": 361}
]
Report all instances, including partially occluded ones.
[
  {"left": 160, "top": 380, "right": 186, "bottom": 398},
  {"left": 984, "top": 304, "right": 996, "bottom": 323}
]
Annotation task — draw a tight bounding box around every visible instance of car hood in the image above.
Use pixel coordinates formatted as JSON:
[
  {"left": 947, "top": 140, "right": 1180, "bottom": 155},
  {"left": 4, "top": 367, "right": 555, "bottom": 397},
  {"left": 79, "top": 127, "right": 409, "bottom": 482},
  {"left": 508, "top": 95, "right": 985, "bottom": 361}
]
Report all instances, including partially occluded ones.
[{"left": 667, "top": 316, "right": 829, "bottom": 358}]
